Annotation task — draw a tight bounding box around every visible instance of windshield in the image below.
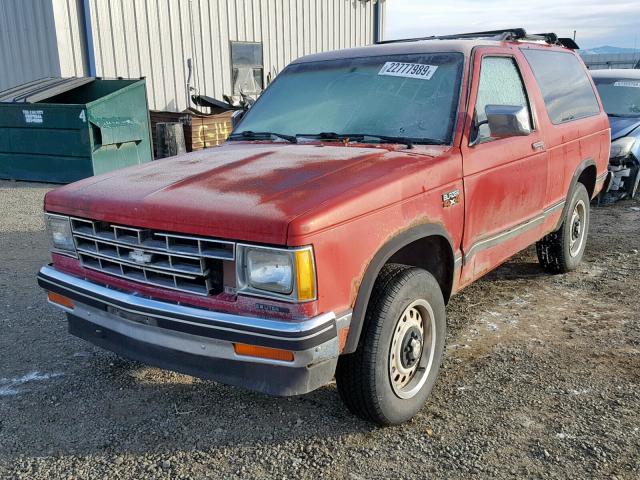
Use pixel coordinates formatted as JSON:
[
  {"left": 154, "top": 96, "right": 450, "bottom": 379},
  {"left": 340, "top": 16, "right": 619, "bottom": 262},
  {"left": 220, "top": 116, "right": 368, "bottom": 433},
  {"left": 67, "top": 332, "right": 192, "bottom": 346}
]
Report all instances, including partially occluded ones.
[
  {"left": 233, "top": 52, "right": 465, "bottom": 145},
  {"left": 593, "top": 77, "right": 640, "bottom": 117}
]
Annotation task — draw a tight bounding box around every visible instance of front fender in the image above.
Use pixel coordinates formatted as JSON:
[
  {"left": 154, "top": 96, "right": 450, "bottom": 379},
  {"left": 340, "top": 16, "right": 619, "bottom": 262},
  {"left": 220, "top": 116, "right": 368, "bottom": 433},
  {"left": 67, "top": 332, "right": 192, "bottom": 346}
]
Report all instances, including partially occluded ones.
[{"left": 343, "top": 223, "right": 454, "bottom": 354}]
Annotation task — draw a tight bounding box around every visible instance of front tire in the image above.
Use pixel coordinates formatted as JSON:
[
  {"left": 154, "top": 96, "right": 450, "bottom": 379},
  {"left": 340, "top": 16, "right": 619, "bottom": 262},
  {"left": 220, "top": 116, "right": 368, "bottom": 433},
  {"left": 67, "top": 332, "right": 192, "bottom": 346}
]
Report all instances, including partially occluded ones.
[
  {"left": 536, "top": 183, "right": 590, "bottom": 273},
  {"left": 335, "top": 265, "right": 446, "bottom": 425}
]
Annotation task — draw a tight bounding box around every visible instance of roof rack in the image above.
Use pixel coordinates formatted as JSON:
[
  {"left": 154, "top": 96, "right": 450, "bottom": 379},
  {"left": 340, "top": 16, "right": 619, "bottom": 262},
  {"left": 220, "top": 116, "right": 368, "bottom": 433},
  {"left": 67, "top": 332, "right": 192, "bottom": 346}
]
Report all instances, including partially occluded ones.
[
  {"left": 533, "top": 33, "right": 580, "bottom": 50},
  {"left": 376, "top": 28, "right": 580, "bottom": 50}
]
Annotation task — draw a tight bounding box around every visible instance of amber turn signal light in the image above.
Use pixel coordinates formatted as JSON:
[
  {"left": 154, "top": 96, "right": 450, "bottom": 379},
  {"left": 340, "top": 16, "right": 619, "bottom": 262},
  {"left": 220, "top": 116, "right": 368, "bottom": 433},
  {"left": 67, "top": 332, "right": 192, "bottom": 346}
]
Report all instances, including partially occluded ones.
[
  {"left": 47, "top": 291, "right": 74, "bottom": 309},
  {"left": 295, "top": 249, "right": 316, "bottom": 301},
  {"left": 233, "top": 343, "right": 294, "bottom": 362}
]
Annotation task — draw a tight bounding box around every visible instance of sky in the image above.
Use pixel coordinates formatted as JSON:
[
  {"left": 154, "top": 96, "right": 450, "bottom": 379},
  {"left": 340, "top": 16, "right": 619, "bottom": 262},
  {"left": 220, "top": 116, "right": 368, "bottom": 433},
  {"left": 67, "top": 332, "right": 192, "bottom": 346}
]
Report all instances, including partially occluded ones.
[{"left": 384, "top": 0, "right": 640, "bottom": 50}]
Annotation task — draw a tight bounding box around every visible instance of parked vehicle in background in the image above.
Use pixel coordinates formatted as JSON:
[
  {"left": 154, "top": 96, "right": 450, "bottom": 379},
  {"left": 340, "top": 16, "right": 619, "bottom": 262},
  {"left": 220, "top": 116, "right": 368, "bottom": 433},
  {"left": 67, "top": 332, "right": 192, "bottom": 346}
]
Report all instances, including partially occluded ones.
[
  {"left": 591, "top": 69, "right": 640, "bottom": 202},
  {"left": 38, "top": 29, "right": 610, "bottom": 425}
]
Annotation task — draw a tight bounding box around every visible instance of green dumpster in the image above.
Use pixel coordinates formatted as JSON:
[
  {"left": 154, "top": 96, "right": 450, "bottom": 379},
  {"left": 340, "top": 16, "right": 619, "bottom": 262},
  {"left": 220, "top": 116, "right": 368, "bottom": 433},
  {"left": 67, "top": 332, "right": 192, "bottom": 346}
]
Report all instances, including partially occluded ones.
[{"left": 0, "top": 77, "right": 153, "bottom": 183}]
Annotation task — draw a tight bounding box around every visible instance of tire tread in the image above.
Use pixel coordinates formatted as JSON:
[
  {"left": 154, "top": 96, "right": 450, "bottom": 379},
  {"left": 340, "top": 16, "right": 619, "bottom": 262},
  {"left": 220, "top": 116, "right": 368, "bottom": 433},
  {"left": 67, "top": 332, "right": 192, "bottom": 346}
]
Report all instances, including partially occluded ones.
[{"left": 536, "top": 183, "right": 590, "bottom": 274}]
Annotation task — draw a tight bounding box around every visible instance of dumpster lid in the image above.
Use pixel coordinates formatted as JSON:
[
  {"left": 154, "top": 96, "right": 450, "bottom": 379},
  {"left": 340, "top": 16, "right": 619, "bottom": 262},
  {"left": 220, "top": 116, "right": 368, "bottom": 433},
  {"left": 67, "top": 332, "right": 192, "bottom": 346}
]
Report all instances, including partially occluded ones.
[{"left": 0, "top": 77, "right": 95, "bottom": 103}]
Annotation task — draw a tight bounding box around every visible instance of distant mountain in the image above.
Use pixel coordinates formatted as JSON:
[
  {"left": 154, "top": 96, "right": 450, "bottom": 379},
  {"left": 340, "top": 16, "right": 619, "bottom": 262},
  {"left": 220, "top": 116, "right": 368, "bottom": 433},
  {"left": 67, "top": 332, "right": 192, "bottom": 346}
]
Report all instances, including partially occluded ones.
[{"left": 580, "top": 46, "right": 640, "bottom": 55}]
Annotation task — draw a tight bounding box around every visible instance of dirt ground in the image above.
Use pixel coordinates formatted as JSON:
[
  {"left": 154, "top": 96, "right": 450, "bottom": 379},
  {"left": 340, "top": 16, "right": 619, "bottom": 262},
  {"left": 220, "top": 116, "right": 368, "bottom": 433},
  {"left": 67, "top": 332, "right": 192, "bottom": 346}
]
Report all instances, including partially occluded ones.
[{"left": 0, "top": 179, "right": 638, "bottom": 479}]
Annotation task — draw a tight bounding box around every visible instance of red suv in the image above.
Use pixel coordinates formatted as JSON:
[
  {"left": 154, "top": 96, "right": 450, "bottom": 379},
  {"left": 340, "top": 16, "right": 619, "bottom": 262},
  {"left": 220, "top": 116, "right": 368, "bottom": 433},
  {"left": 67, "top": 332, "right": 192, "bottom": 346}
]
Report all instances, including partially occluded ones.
[{"left": 38, "top": 29, "right": 610, "bottom": 425}]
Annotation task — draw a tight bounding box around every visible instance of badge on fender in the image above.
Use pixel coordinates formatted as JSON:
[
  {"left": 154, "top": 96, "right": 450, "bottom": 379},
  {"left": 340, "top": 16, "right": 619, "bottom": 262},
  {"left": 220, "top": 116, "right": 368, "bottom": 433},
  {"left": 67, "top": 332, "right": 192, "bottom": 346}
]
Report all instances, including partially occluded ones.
[{"left": 442, "top": 190, "right": 460, "bottom": 208}]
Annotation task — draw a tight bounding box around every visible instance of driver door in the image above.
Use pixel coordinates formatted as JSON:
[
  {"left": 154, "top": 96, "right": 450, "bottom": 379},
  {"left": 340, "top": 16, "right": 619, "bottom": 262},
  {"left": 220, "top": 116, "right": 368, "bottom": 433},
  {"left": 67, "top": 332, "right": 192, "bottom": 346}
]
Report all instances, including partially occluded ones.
[{"left": 460, "top": 49, "right": 549, "bottom": 284}]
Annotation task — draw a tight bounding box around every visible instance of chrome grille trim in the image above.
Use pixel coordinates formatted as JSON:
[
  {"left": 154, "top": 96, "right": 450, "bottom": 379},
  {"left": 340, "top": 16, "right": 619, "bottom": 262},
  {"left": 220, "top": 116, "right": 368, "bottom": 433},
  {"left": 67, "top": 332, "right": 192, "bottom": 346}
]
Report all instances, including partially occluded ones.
[
  {"left": 73, "top": 233, "right": 207, "bottom": 275},
  {"left": 70, "top": 218, "right": 232, "bottom": 296},
  {"left": 70, "top": 218, "right": 234, "bottom": 260}
]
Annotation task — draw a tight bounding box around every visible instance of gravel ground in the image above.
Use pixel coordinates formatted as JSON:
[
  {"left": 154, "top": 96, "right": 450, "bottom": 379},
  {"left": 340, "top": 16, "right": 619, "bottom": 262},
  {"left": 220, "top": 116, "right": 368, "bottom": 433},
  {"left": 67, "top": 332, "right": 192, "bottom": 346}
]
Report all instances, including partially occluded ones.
[{"left": 0, "top": 179, "right": 638, "bottom": 479}]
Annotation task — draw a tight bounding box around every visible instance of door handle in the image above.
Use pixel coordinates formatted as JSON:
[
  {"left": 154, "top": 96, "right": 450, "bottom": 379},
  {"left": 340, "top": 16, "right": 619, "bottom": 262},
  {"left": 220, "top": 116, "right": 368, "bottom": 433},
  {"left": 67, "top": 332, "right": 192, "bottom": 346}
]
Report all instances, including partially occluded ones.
[{"left": 531, "top": 141, "right": 545, "bottom": 151}]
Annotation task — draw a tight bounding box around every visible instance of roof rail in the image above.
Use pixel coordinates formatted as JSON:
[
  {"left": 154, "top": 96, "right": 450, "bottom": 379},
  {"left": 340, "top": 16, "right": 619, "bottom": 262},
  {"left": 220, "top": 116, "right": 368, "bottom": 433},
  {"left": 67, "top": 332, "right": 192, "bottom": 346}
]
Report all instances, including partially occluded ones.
[{"left": 377, "top": 28, "right": 580, "bottom": 49}]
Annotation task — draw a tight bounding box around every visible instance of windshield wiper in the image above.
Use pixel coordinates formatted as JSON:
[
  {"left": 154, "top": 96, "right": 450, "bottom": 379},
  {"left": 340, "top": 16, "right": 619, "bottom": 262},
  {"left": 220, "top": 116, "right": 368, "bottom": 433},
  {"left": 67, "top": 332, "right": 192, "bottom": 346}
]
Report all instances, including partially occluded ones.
[
  {"left": 296, "top": 132, "right": 447, "bottom": 149},
  {"left": 296, "top": 132, "right": 352, "bottom": 142},
  {"left": 228, "top": 130, "right": 297, "bottom": 143},
  {"left": 297, "top": 132, "right": 414, "bottom": 147},
  {"left": 357, "top": 134, "right": 448, "bottom": 148}
]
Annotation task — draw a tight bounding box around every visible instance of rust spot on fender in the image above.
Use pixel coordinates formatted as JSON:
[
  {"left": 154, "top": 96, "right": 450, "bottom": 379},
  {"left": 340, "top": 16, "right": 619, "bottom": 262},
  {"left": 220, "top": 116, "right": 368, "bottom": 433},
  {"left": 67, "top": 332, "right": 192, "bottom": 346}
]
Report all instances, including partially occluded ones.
[
  {"left": 349, "top": 275, "right": 363, "bottom": 308},
  {"left": 338, "top": 326, "right": 350, "bottom": 352}
]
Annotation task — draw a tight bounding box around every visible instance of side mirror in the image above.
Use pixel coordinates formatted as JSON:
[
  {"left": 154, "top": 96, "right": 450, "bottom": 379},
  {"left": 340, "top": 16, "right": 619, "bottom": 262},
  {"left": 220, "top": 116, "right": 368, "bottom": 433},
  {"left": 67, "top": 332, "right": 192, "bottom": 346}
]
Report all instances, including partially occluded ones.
[{"left": 484, "top": 105, "right": 531, "bottom": 139}]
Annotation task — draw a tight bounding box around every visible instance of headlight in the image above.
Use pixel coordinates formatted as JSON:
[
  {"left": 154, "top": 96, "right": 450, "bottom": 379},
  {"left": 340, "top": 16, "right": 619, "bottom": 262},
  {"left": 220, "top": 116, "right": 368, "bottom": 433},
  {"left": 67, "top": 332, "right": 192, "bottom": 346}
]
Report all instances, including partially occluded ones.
[
  {"left": 45, "top": 213, "right": 76, "bottom": 255},
  {"left": 246, "top": 249, "right": 293, "bottom": 294},
  {"left": 237, "top": 245, "right": 316, "bottom": 302},
  {"left": 610, "top": 137, "right": 636, "bottom": 159}
]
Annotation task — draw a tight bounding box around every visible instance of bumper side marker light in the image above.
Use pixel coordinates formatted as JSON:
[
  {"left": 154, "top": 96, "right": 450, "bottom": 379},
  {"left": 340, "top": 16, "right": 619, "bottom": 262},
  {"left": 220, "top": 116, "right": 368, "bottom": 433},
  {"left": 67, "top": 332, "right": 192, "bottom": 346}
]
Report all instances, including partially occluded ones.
[
  {"left": 47, "top": 291, "right": 75, "bottom": 309},
  {"left": 233, "top": 343, "right": 294, "bottom": 362}
]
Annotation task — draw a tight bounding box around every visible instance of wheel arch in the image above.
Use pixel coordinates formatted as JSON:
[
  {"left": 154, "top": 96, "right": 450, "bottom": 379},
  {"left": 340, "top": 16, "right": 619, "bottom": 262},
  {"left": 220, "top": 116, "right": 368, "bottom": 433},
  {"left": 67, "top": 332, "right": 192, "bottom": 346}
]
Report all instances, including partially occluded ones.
[
  {"left": 554, "top": 158, "right": 597, "bottom": 231},
  {"left": 343, "top": 223, "right": 456, "bottom": 354}
]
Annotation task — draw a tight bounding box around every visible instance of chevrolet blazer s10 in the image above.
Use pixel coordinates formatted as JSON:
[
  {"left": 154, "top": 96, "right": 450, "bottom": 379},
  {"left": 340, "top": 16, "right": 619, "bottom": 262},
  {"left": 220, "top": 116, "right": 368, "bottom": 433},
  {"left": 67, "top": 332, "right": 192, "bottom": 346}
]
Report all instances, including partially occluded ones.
[{"left": 38, "top": 29, "right": 611, "bottom": 425}]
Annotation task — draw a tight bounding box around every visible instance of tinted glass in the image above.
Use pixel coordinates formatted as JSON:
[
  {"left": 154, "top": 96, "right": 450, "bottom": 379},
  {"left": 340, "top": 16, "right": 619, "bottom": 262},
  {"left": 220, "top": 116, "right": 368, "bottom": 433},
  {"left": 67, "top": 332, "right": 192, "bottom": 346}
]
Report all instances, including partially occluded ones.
[
  {"left": 592, "top": 77, "right": 640, "bottom": 117},
  {"left": 235, "top": 53, "right": 465, "bottom": 144},
  {"left": 475, "top": 56, "right": 531, "bottom": 142},
  {"left": 522, "top": 49, "right": 600, "bottom": 124}
]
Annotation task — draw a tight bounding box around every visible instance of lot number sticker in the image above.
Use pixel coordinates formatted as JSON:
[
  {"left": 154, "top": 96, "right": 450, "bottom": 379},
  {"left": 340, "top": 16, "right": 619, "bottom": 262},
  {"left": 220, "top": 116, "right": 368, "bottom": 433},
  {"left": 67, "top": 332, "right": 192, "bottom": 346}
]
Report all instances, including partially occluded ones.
[
  {"left": 614, "top": 81, "right": 640, "bottom": 88},
  {"left": 378, "top": 62, "right": 438, "bottom": 80}
]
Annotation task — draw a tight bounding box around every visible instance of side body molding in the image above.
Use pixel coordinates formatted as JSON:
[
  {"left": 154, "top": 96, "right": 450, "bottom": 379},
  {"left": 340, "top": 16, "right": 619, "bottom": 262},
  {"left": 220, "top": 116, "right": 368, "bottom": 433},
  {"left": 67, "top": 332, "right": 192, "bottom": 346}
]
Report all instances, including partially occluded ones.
[{"left": 343, "top": 223, "right": 455, "bottom": 354}]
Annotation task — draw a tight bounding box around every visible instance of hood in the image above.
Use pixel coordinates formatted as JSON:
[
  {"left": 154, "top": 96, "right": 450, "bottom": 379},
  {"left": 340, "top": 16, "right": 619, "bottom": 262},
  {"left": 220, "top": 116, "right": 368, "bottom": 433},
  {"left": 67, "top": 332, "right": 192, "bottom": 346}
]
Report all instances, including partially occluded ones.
[
  {"left": 609, "top": 115, "right": 640, "bottom": 140},
  {"left": 46, "top": 142, "right": 446, "bottom": 244}
]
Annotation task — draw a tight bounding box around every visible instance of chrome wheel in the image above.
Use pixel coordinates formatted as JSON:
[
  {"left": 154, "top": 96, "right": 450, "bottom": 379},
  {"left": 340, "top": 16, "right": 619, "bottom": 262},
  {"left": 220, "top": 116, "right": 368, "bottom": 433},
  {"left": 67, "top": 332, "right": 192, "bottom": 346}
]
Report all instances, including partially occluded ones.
[
  {"left": 569, "top": 199, "right": 586, "bottom": 257},
  {"left": 388, "top": 299, "right": 436, "bottom": 399}
]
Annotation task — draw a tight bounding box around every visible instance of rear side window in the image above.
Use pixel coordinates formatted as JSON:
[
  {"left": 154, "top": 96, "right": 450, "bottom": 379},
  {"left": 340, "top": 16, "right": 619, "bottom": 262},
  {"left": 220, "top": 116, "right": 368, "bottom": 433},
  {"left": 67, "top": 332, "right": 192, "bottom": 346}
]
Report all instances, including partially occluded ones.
[{"left": 522, "top": 49, "right": 600, "bottom": 124}]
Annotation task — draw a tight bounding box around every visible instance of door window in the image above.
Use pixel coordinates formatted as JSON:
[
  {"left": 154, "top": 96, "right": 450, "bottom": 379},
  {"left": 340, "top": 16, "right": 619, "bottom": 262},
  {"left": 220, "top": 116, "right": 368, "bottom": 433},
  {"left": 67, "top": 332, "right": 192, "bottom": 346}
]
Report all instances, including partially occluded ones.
[{"left": 474, "top": 57, "right": 532, "bottom": 143}]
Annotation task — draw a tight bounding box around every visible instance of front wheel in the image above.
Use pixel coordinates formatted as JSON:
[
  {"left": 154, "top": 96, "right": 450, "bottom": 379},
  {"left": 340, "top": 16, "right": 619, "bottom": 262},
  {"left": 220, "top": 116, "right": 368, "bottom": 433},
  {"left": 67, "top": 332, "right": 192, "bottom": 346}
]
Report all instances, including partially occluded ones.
[
  {"left": 335, "top": 265, "right": 446, "bottom": 425},
  {"left": 536, "top": 183, "right": 590, "bottom": 273}
]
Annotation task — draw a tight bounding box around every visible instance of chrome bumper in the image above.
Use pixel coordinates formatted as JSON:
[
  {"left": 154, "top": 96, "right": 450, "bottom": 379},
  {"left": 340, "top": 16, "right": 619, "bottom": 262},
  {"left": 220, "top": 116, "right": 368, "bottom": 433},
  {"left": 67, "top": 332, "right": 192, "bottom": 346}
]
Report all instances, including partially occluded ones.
[{"left": 38, "top": 265, "right": 350, "bottom": 395}]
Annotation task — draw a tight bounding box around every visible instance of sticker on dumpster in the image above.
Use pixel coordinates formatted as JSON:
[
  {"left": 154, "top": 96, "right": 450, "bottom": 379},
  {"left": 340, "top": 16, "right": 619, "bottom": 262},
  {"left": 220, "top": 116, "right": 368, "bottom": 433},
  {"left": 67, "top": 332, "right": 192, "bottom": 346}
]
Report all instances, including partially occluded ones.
[
  {"left": 23, "top": 110, "right": 43, "bottom": 124},
  {"left": 378, "top": 62, "right": 438, "bottom": 80},
  {"left": 614, "top": 81, "right": 640, "bottom": 88}
]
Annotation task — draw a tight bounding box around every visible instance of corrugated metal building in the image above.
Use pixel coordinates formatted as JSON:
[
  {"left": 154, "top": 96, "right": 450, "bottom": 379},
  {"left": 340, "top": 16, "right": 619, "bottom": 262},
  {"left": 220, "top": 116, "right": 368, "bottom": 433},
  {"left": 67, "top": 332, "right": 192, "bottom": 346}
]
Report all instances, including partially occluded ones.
[
  {"left": 580, "top": 52, "right": 640, "bottom": 70},
  {"left": 0, "top": 0, "right": 386, "bottom": 112}
]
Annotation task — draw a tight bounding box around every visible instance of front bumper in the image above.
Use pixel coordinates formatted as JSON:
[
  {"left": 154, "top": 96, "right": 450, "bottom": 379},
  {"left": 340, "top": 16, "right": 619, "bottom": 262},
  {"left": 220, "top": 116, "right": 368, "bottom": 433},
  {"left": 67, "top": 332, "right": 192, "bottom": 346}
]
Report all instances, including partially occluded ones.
[{"left": 37, "top": 265, "right": 349, "bottom": 396}]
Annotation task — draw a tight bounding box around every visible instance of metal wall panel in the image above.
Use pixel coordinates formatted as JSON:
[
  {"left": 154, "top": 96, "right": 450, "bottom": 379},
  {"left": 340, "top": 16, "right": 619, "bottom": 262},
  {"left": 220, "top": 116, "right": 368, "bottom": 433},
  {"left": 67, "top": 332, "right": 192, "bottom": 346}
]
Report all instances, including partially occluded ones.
[
  {"left": 0, "top": 0, "right": 85, "bottom": 92},
  {"left": 88, "top": 0, "right": 381, "bottom": 111},
  {"left": 0, "top": 0, "right": 384, "bottom": 111}
]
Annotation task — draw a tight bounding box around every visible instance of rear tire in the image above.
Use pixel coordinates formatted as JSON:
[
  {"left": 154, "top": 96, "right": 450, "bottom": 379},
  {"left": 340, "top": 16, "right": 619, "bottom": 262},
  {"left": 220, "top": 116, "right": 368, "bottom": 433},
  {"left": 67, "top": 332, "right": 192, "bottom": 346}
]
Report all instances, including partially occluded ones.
[
  {"left": 536, "top": 183, "right": 590, "bottom": 273},
  {"left": 335, "top": 264, "right": 446, "bottom": 425}
]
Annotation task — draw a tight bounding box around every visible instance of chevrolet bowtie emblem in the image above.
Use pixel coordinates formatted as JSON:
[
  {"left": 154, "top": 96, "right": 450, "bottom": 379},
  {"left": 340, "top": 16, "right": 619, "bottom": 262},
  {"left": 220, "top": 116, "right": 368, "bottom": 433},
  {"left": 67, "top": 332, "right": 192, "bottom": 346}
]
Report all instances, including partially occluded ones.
[{"left": 128, "top": 249, "right": 153, "bottom": 264}]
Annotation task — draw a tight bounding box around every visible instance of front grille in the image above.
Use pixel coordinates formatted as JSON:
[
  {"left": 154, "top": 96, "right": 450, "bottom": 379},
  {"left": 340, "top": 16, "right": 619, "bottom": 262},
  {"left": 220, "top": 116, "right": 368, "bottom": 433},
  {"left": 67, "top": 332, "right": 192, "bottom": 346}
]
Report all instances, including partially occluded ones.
[{"left": 70, "top": 218, "right": 234, "bottom": 296}]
